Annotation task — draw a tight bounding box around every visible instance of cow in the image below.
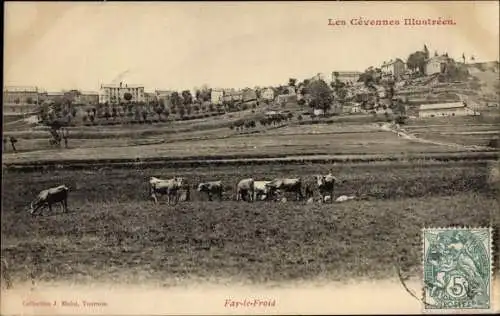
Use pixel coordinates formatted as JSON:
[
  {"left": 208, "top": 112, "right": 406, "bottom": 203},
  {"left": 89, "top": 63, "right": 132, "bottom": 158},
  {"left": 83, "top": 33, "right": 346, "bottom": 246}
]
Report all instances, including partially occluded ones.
[
  {"left": 266, "top": 178, "right": 303, "bottom": 201},
  {"left": 29, "top": 185, "right": 69, "bottom": 215},
  {"left": 315, "top": 173, "right": 339, "bottom": 203},
  {"left": 149, "top": 177, "right": 187, "bottom": 204},
  {"left": 197, "top": 181, "right": 223, "bottom": 201},
  {"left": 253, "top": 180, "right": 272, "bottom": 201},
  {"left": 236, "top": 178, "right": 255, "bottom": 202}
]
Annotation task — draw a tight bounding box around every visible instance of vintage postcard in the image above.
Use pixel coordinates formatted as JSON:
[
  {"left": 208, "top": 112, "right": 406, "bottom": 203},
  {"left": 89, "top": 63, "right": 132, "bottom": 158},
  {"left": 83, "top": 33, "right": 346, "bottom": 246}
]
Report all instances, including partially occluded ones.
[{"left": 1, "top": 1, "right": 499, "bottom": 315}]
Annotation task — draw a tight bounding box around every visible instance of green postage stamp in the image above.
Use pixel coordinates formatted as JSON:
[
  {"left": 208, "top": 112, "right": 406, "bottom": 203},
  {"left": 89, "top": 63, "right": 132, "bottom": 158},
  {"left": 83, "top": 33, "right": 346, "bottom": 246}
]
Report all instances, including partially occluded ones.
[{"left": 423, "top": 227, "right": 493, "bottom": 311}]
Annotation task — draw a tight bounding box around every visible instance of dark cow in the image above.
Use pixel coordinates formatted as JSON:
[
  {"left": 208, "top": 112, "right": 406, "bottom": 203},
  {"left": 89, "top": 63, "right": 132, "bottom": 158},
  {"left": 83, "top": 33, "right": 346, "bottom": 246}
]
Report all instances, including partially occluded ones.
[
  {"left": 266, "top": 178, "right": 303, "bottom": 201},
  {"left": 197, "top": 181, "right": 223, "bottom": 201},
  {"left": 29, "top": 185, "right": 69, "bottom": 215},
  {"left": 315, "top": 173, "right": 338, "bottom": 203},
  {"left": 236, "top": 178, "right": 255, "bottom": 202},
  {"left": 149, "top": 177, "right": 188, "bottom": 204}
]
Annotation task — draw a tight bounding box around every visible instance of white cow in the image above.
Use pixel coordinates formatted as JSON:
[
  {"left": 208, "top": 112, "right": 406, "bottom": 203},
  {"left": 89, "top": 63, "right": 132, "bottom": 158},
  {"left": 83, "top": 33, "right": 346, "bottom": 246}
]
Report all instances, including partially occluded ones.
[
  {"left": 149, "top": 177, "right": 187, "bottom": 204},
  {"left": 253, "top": 180, "right": 272, "bottom": 201}
]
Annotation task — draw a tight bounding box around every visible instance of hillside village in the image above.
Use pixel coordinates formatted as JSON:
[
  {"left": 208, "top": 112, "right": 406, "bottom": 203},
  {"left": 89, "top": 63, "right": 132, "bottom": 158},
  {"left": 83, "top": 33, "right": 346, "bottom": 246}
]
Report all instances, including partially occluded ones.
[{"left": 3, "top": 45, "right": 499, "bottom": 137}]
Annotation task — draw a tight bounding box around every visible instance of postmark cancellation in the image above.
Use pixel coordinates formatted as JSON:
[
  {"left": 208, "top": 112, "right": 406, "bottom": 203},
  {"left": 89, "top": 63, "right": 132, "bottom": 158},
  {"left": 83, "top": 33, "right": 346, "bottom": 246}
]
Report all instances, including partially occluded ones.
[{"left": 422, "top": 227, "right": 494, "bottom": 312}]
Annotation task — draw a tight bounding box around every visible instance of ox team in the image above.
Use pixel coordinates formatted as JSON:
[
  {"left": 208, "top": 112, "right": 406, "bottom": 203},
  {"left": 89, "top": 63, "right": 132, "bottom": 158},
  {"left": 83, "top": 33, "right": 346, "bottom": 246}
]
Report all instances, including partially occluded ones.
[{"left": 27, "top": 173, "right": 340, "bottom": 215}]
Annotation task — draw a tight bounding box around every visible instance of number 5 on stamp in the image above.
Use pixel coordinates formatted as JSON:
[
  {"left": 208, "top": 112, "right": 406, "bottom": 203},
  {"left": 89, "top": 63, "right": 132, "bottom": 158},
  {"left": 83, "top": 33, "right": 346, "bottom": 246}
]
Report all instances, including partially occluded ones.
[{"left": 422, "top": 227, "right": 493, "bottom": 312}]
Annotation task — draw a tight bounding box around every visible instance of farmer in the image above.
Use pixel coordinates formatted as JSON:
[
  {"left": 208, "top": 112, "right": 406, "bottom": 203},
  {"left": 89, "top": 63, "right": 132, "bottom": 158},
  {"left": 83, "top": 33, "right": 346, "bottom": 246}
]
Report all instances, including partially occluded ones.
[
  {"left": 9, "top": 136, "right": 18, "bottom": 153},
  {"left": 62, "top": 128, "right": 69, "bottom": 148}
]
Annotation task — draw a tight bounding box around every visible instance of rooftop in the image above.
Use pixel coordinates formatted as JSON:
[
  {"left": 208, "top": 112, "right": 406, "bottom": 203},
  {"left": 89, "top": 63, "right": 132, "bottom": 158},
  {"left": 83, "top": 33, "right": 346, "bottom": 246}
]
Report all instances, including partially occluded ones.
[
  {"left": 335, "top": 71, "right": 362, "bottom": 75},
  {"left": 419, "top": 102, "right": 465, "bottom": 111},
  {"left": 4, "top": 86, "right": 39, "bottom": 92},
  {"left": 101, "top": 84, "right": 144, "bottom": 88},
  {"left": 382, "top": 58, "right": 404, "bottom": 66}
]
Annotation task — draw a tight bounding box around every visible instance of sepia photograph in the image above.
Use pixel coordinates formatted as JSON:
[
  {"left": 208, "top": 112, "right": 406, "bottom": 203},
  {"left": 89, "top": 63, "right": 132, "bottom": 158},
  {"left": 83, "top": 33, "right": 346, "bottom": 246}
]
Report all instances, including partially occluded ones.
[{"left": 1, "top": 1, "right": 499, "bottom": 314}]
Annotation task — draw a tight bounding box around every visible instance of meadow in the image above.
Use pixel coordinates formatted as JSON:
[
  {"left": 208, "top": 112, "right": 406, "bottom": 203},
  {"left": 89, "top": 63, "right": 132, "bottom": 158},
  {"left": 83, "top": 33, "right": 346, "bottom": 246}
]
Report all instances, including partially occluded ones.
[
  {"left": 2, "top": 160, "right": 499, "bottom": 287},
  {"left": 6, "top": 117, "right": 499, "bottom": 164}
]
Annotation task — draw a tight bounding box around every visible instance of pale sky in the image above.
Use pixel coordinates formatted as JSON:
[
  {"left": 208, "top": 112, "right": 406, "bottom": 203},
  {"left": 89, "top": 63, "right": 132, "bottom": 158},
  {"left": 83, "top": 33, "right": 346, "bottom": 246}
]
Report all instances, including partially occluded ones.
[{"left": 4, "top": 1, "right": 499, "bottom": 92}]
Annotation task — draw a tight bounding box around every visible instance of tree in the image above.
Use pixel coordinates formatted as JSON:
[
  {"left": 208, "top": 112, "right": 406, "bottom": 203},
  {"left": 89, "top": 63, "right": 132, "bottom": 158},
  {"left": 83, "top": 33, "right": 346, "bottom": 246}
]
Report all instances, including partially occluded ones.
[
  {"left": 134, "top": 107, "right": 141, "bottom": 121},
  {"left": 170, "top": 92, "right": 182, "bottom": 108},
  {"left": 181, "top": 90, "right": 193, "bottom": 105},
  {"left": 288, "top": 78, "right": 297, "bottom": 87},
  {"left": 306, "top": 79, "right": 333, "bottom": 115},
  {"left": 423, "top": 44, "right": 429, "bottom": 59},
  {"left": 123, "top": 92, "right": 133, "bottom": 102},
  {"left": 406, "top": 51, "right": 427, "bottom": 74},
  {"left": 154, "top": 102, "right": 165, "bottom": 120},
  {"left": 178, "top": 106, "right": 186, "bottom": 118}
]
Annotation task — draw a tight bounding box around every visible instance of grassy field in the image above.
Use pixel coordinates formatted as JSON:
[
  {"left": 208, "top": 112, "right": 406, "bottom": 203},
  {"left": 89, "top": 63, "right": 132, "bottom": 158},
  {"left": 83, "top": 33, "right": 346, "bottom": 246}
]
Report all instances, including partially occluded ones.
[
  {"left": 2, "top": 161, "right": 498, "bottom": 286},
  {"left": 3, "top": 123, "right": 479, "bottom": 163}
]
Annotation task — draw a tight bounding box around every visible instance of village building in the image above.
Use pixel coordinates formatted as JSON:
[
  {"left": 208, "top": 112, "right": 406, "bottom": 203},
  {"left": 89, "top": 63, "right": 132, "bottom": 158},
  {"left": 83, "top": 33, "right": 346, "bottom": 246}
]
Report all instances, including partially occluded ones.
[
  {"left": 144, "top": 92, "right": 157, "bottom": 104},
  {"left": 276, "top": 94, "right": 297, "bottom": 106},
  {"left": 418, "top": 102, "right": 479, "bottom": 118},
  {"left": 425, "top": 55, "right": 454, "bottom": 76},
  {"left": 284, "top": 86, "right": 296, "bottom": 95},
  {"left": 3, "top": 86, "right": 40, "bottom": 105},
  {"left": 333, "top": 71, "right": 362, "bottom": 85},
  {"left": 39, "top": 91, "right": 65, "bottom": 104},
  {"left": 260, "top": 87, "right": 275, "bottom": 101},
  {"left": 210, "top": 89, "right": 224, "bottom": 105},
  {"left": 155, "top": 90, "right": 175, "bottom": 107},
  {"left": 99, "top": 82, "right": 145, "bottom": 104},
  {"left": 242, "top": 88, "right": 257, "bottom": 102},
  {"left": 381, "top": 59, "right": 406, "bottom": 78},
  {"left": 73, "top": 91, "right": 99, "bottom": 106},
  {"left": 313, "top": 108, "right": 326, "bottom": 116}
]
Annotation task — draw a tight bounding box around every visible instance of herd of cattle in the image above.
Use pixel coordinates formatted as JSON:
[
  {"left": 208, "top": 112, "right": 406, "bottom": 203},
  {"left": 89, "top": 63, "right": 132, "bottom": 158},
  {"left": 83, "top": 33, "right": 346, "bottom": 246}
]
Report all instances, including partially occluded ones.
[{"left": 27, "top": 173, "right": 343, "bottom": 216}]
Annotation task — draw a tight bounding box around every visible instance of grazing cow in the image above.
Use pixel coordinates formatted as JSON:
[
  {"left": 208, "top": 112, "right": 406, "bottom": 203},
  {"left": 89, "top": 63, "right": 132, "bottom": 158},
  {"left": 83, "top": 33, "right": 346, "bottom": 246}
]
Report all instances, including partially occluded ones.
[
  {"left": 315, "top": 173, "right": 338, "bottom": 203},
  {"left": 236, "top": 178, "right": 255, "bottom": 202},
  {"left": 266, "top": 178, "right": 303, "bottom": 201},
  {"left": 29, "top": 185, "right": 69, "bottom": 215},
  {"left": 253, "top": 180, "right": 272, "bottom": 201},
  {"left": 197, "top": 181, "right": 223, "bottom": 201},
  {"left": 149, "top": 177, "right": 187, "bottom": 204}
]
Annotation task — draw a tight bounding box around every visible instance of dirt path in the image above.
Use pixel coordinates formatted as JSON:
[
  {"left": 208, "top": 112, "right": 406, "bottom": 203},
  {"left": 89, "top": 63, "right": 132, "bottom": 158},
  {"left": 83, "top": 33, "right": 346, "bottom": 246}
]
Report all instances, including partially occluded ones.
[{"left": 376, "top": 122, "right": 492, "bottom": 151}]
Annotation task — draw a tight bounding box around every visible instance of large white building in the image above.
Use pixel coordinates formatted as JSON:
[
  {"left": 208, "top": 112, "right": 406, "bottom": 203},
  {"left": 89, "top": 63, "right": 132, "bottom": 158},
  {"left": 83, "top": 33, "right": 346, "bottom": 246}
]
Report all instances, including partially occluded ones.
[
  {"left": 99, "top": 82, "right": 145, "bottom": 104},
  {"left": 211, "top": 89, "right": 224, "bottom": 105},
  {"left": 332, "top": 71, "right": 362, "bottom": 84},
  {"left": 418, "top": 102, "right": 479, "bottom": 118}
]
